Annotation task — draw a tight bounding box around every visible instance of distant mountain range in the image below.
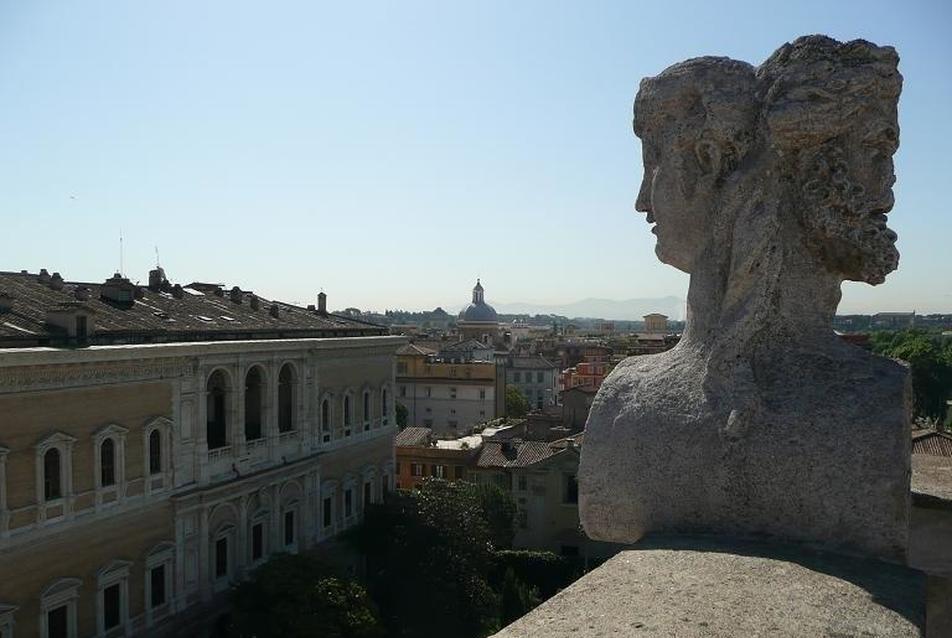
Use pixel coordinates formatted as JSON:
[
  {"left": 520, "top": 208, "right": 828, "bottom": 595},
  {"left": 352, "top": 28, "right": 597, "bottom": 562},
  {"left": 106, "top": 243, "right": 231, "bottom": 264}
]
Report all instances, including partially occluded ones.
[{"left": 481, "top": 296, "right": 685, "bottom": 321}]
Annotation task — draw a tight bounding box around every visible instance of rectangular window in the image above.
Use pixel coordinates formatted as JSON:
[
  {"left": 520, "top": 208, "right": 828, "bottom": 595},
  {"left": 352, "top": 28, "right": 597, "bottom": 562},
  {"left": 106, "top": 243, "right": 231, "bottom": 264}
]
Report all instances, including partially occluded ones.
[
  {"left": 411, "top": 463, "right": 423, "bottom": 477},
  {"left": 323, "top": 497, "right": 332, "bottom": 528},
  {"left": 284, "top": 511, "right": 295, "bottom": 546},
  {"left": 103, "top": 583, "right": 121, "bottom": 630},
  {"left": 48, "top": 605, "right": 68, "bottom": 638},
  {"left": 150, "top": 565, "right": 166, "bottom": 608},
  {"left": 434, "top": 465, "right": 445, "bottom": 479},
  {"left": 344, "top": 489, "right": 353, "bottom": 518},
  {"left": 425, "top": 386, "right": 431, "bottom": 398},
  {"left": 215, "top": 538, "right": 228, "bottom": 579},
  {"left": 252, "top": 523, "right": 264, "bottom": 561},
  {"left": 450, "top": 387, "right": 457, "bottom": 399},
  {"left": 364, "top": 481, "right": 372, "bottom": 508},
  {"left": 563, "top": 474, "right": 579, "bottom": 504},
  {"left": 479, "top": 389, "right": 486, "bottom": 399},
  {"left": 537, "top": 371, "right": 544, "bottom": 383},
  {"left": 513, "top": 372, "right": 521, "bottom": 382},
  {"left": 454, "top": 466, "right": 464, "bottom": 480}
]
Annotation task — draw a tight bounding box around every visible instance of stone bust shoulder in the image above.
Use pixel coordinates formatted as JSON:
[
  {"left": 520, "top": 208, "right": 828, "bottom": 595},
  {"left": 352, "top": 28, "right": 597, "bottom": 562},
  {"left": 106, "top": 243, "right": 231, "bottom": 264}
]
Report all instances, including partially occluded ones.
[{"left": 579, "top": 36, "right": 910, "bottom": 560}]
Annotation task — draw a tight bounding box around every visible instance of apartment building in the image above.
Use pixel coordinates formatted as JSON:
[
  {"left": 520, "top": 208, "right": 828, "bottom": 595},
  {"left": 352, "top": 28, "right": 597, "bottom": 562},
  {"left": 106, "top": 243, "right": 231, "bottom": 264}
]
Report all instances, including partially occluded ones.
[{"left": 0, "top": 268, "right": 402, "bottom": 638}]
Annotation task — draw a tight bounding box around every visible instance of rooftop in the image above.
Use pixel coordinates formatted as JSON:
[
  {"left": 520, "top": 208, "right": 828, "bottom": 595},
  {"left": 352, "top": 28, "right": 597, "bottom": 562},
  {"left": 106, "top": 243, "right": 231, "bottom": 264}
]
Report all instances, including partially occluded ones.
[{"left": 0, "top": 269, "right": 384, "bottom": 347}]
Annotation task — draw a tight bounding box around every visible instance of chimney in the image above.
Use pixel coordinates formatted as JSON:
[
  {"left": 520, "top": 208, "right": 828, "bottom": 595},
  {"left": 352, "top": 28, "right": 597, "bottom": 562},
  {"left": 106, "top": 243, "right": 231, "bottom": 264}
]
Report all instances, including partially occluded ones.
[
  {"left": 74, "top": 286, "right": 90, "bottom": 301},
  {"left": 0, "top": 291, "right": 13, "bottom": 312},
  {"left": 38, "top": 268, "right": 51, "bottom": 284},
  {"left": 307, "top": 304, "right": 316, "bottom": 311},
  {"left": 214, "top": 286, "right": 224, "bottom": 297},
  {"left": 148, "top": 267, "right": 167, "bottom": 291},
  {"left": 50, "top": 272, "right": 64, "bottom": 291},
  {"left": 318, "top": 292, "right": 327, "bottom": 314},
  {"left": 229, "top": 286, "right": 242, "bottom": 304},
  {"left": 172, "top": 284, "right": 184, "bottom": 299},
  {"left": 100, "top": 273, "right": 136, "bottom": 304}
]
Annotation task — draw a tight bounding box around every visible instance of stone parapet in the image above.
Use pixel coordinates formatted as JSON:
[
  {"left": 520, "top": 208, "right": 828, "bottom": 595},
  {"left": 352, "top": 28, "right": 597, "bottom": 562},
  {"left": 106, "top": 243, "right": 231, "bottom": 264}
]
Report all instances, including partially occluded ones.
[{"left": 492, "top": 536, "right": 925, "bottom": 637}]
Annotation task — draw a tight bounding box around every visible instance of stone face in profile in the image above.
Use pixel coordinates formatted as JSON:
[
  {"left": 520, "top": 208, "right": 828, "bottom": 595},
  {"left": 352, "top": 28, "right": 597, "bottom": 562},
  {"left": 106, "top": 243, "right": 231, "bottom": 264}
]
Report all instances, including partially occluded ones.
[{"left": 579, "top": 35, "right": 910, "bottom": 559}]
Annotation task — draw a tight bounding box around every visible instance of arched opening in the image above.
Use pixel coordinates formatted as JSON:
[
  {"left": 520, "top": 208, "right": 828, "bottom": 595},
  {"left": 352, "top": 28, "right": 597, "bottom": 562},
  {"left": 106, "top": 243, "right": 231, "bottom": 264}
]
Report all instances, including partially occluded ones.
[
  {"left": 278, "top": 364, "right": 296, "bottom": 433},
  {"left": 149, "top": 430, "right": 162, "bottom": 475},
  {"left": 100, "top": 438, "right": 116, "bottom": 487},
  {"left": 244, "top": 367, "right": 264, "bottom": 441},
  {"left": 44, "top": 448, "right": 62, "bottom": 500},
  {"left": 206, "top": 370, "right": 229, "bottom": 450}
]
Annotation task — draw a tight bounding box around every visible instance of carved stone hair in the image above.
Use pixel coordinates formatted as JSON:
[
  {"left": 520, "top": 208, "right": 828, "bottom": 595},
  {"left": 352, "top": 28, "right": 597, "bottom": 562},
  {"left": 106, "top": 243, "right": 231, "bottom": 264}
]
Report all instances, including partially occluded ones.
[
  {"left": 633, "top": 57, "right": 760, "bottom": 181},
  {"left": 758, "top": 35, "right": 902, "bottom": 284}
]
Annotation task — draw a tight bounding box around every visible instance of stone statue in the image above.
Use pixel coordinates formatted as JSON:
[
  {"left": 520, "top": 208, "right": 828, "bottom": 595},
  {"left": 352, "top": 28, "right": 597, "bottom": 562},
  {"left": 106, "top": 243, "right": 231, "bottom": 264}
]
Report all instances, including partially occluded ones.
[{"left": 579, "top": 36, "right": 910, "bottom": 560}]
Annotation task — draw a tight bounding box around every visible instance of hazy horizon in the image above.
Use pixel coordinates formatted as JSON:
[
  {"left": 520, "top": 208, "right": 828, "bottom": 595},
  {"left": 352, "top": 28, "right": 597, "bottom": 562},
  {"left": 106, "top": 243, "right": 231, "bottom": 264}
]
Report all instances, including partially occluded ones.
[{"left": 2, "top": 1, "right": 950, "bottom": 315}]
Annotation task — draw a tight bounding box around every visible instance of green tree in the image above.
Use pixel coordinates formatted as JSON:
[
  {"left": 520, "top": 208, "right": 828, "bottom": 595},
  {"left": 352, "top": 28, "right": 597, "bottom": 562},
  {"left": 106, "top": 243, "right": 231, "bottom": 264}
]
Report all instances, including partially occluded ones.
[
  {"left": 505, "top": 386, "right": 529, "bottom": 417},
  {"left": 349, "top": 479, "right": 516, "bottom": 638},
  {"left": 395, "top": 401, "right": 409, "bottom": 428},
  {"left": 499, "top": 568, "right": 541, "bottom": 627},
  {"left": 870, "top": 330, "right": 952, "bottom": 423},
  {"left": 229, "top": 553, "right": 383, "bottom": 638}
]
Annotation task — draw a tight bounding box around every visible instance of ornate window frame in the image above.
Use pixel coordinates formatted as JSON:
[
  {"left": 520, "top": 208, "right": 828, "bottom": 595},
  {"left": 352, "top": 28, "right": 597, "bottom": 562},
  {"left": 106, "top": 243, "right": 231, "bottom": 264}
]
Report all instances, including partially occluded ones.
[
  {"left": 361, "top": 387, "right": 372, "bottom": 432},
  {"left": 342, "top": 391, "right": 354, "bottom": 438},
  {"left": 95, "top": 560, "right": 131, "bottom": 637},
  {"left": 143, "top": 417, "right": 173, "bottom": 496},
  {"left": 0, "top": 603, "right": 18, "bottom": 638},
  {"left": 341, "top": 475, "right": 357, "bottom": 527},
  {"left": 144, "top": 542, "right": 174, "bottom": 628},
  {"left": 320, "top": 480, "right": 338, "bottom": 537},
  {"left": 212, "top": 523, "right": 236, "bottom": 592},
  {"left": 35, "top": 432, "right": 77, "bottom": 524},
  {"left": 281, "top": 499, "right": 300, "bottom": 553},
  {"left": 92, "top": 424, "right": 128, "bottom": 510},
  {"left": 39, "top": 578, "right": 81, "bottom": 638},
  {"left": 361, "top": 466, "right": 378, "bottom": 512},
  {"left": 380, "top": 384, "right": 391, "bottom": 428},
  {"left": 319, "top": 393, "right": 333, "bottom": 445},
  {"left": 249, "top": 509, "right": 270, "bottom": 566}
]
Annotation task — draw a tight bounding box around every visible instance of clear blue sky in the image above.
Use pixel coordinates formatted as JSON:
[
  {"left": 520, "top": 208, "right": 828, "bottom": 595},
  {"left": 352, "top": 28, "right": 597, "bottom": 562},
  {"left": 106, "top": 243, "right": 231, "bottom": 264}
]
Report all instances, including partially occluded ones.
[{"left": 1, "top": 1, "right": 949, "bottom": 315}]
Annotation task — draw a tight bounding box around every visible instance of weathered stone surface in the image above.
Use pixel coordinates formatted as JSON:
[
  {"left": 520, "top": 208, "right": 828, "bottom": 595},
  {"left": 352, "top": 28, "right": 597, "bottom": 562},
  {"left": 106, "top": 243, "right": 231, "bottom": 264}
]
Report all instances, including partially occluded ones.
[
  {"left": 579, "top": 36, "right": 910, "bottom": 559},
  {"left": 492, "top": 538, "right": 925, "bottom": 638}
]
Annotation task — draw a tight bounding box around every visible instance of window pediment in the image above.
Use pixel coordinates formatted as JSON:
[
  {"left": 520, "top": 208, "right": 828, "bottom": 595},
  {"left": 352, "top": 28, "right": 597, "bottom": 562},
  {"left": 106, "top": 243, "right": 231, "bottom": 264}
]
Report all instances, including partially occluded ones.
[
  {"left": 97, "top": 559, "right": 133, "bottom": 584},
  {"left": 145, "top": 416, "right": 173, "bottom": 431},
  {"left": 94, "top": 423, "right": 129, "bottom": 439},
  {"left": 42, "top": 577, "right": 82, "bottom": 600},
  {"left": 35, "top": 431, "right": 77, "bottom": 450}
]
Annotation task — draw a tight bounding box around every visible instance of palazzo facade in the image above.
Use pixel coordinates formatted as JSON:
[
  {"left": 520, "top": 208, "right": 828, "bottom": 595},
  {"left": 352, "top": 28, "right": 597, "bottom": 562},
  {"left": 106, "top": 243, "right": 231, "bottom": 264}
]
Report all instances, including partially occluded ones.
[{"left": 0, "top": 269, "right": 402, "bottom": 638}]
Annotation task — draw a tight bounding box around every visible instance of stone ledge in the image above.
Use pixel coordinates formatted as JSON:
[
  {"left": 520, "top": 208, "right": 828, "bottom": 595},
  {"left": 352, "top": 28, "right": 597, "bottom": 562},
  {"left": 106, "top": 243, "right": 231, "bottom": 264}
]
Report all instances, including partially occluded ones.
[{"left": 493, "top": 536, "right": 925, "bottom": 637}]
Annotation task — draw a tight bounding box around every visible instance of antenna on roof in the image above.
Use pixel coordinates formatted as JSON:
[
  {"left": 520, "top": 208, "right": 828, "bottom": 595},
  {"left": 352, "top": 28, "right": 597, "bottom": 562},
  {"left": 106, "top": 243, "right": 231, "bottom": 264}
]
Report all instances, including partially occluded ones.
[
  {"left": 155, "top": 245, "right": 161, "bottom": 268},
  {"left": 119, "top": 228, "right": 124, "bottom": 277}
]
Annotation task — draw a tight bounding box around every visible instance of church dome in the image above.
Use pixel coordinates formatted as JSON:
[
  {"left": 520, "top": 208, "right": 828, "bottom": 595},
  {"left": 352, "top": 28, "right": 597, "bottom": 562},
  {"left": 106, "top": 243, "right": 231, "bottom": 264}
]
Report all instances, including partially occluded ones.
[{"left": 459, "top": 279, "right": 498, "bottom": 323}]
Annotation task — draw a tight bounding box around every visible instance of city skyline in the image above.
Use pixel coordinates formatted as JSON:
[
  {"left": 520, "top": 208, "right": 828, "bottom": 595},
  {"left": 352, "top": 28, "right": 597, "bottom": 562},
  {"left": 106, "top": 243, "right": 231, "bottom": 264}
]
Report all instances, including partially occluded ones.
[{"left": 2, "top": 1, "right": 950, "bottom": 314}]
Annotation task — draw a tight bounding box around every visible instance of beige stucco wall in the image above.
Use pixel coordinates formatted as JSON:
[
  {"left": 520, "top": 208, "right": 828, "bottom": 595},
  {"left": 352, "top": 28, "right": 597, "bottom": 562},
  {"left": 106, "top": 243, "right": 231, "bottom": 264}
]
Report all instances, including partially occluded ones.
[
  {"left": 0, "top": 502, "right": 172, "bottom": 637},
  {"left": 1, "top": 382, "right": 171, "bottom": 515}
]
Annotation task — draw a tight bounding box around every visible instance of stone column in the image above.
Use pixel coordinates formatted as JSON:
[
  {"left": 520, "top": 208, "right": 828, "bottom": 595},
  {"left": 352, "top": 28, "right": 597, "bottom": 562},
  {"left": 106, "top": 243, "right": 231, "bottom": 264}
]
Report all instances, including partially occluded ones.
[{"left": 198, "top": 507, "right": 210, "bottom": 602}]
